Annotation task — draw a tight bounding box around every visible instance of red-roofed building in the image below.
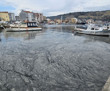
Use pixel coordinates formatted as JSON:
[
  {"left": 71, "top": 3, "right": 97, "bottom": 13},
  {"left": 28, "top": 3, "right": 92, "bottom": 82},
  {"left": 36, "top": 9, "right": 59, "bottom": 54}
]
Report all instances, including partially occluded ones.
[
  {"left": 19, "top": 10, "right": 46, "bottom": 23},
  {"left": 19, "top": 10, "right": 34, "bottom": 22},
  {"left": 24, "top": 11, "right": 33, "bottom": 13},
  {"left": 33, "top": 13, "right": 45, "bottom": 23}
]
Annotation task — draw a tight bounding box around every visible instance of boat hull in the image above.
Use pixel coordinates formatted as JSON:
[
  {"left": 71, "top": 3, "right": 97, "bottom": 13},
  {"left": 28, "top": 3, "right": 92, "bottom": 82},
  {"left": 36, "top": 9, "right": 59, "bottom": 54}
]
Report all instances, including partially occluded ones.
[
  {"left": 6, "top": 27, "right": 42, "bottom": 32},
  {"left": 0, "top": 27, "right": 3, "bottom": 30},
  {"left": 76, "top": 30, "right": 110, "bottom": 37}
]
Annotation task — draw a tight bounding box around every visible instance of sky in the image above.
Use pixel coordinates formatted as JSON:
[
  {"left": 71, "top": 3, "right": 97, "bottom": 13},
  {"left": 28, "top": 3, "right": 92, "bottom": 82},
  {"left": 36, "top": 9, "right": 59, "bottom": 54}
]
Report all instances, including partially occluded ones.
[{"left": 0, "top": 0, "right": 110, "bottom": 16}]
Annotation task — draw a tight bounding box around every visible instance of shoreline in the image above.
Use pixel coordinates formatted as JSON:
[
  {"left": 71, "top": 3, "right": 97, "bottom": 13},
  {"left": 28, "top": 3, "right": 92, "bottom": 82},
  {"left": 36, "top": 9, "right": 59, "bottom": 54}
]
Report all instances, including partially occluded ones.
[{"left": 102, "top": 76, "right": 110, "bottom": 91}]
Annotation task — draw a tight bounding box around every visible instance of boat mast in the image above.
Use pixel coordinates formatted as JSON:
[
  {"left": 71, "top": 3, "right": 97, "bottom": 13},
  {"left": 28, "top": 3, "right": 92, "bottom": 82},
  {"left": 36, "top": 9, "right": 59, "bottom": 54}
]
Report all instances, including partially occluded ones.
[{"left": 61, "top": 16, "right": 63, "bottom": 24}]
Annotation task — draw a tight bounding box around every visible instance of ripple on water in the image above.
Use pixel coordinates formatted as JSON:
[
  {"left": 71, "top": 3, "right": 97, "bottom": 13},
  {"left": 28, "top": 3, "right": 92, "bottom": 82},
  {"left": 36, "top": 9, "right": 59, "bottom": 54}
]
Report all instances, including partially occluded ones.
[{"left": 0, "top": 25, "right": 110, "bottom": 91}]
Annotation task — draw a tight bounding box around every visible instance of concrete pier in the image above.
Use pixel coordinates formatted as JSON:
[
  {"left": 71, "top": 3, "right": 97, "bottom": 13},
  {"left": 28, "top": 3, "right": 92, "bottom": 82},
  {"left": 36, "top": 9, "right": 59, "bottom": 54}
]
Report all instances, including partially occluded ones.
[{"left": 102, "top": 77, "right": 110, "bottom": 91}]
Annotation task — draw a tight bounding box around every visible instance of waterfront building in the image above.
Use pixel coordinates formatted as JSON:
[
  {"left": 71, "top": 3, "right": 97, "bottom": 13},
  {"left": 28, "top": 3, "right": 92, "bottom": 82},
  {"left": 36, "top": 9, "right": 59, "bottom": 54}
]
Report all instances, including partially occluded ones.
[
  {"left": 39, "top": 13, "right": 44, "bottom": 22},
  {"left": 0, "top": 12, "right": 10, "bottom": 21},
  {"left": 43, "top": 16, "right": 46, "bottom": 20},
  {"left": 55, "top": 19, "right": 62, "bottom": 24},
  {"left": 19, "top": 10, "right": 34, "bottom": 22},
  {"left": 49, "top": 21, "right": 55, "bottom": 24},
  {"left": 46, "top": 18, "right": 55, "bottom": 24},
  {"left": 70, "top": 18, "right": 78, "bottom": 24},
  {"left": 47, "top": 18, "right": 51, "bottom": 23},
  {"left": 9, "top": 13, "right": 16, "bottom": 22},
  {"left": 77, "top": 19, "right": 86, "bottom": 24},
  {"left": 65, "top": 19, "right": 69, "bottom": 23},
  {"left": 86, "top": 19, "right": 94, "bottom": 24},
  {"left": 66, "top": 17, "right": 77, "bottom": 24},
  {"left": 19, "top": 10, "right": 45, "bottom": 23},
  {"left": 37, "top": 13, "right": 44, "bottom": 22},
  {"left": 94, "top": 20, "right": 103, "bottom": 24},
  {"left": 33, "top": 13, "right": 45, "bottom": 23},
  {"left": 15, "top": 16, "right": 20, "bottom": 21},
  {"left": 33, "top": 13, "right": 39, "bottom": 23}
]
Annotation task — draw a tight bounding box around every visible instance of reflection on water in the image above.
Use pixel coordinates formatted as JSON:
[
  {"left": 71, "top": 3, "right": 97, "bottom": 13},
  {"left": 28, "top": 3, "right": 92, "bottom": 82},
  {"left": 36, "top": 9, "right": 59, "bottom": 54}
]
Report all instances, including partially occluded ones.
[
  {"left": 1, "top": 25, "right": 110, "bottom": 44},
  {"left": 45, "top": 25, "right": 75, "bottom": 33},
  {"left": 47, "top": 25, "right": 110, "bottom": 44},
  {"left": 0, "top": 30, "right": 45, "bottom": 42},
  {"left": 75, "top": 34, "right": 110, "bottom": 44},
  {"left": 0, "top": 25, "right": 110, "bottom": 91}
]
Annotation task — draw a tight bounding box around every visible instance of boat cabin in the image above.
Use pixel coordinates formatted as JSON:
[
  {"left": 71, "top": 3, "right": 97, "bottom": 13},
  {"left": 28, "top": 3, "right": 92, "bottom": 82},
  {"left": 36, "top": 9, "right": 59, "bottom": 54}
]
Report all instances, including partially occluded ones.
[{"left": 27, "top": 22, "right": 38, "bottom": 27}]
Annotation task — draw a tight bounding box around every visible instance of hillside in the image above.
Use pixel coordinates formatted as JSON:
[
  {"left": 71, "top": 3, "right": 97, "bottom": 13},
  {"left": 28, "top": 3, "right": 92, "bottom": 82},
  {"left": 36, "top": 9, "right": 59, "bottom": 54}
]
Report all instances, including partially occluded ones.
[{"left": 47, "top": 10, "right": 110, "bottom": 21}]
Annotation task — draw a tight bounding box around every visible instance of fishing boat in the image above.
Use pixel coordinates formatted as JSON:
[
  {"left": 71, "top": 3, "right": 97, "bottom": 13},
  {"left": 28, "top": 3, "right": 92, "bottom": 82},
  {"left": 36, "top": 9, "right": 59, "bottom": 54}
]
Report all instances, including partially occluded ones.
[
  {"left": 75, "top": 24, "right": 110, "bottom": 37},
  {"left": 5, "top": 22, "right": 42, "bottom": 32}
]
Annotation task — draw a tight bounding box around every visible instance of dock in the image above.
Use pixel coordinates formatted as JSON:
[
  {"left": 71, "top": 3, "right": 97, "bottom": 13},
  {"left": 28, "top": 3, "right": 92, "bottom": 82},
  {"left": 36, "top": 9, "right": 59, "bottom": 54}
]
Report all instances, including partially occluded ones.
[{"left": 102, "top": 77, "right": 110, "bottom": 91}]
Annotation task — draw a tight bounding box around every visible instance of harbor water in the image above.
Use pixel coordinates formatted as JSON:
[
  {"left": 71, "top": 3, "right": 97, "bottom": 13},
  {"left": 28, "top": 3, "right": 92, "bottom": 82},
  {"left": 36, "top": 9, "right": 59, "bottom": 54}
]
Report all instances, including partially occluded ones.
[{"left": 0, "top": 25, "right": 110, "bottom": 91}]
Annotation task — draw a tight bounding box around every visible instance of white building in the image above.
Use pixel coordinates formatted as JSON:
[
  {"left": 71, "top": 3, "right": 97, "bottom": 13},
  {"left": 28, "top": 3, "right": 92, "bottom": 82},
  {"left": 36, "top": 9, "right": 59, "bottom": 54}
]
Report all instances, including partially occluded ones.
[
  {"left": 33, "top": 13, "right": 44, "bottom": 23},
  {"left": 15, "top": 16, "right": 20, "bottom": 21},
  {"left": 19, "top": 10, "right": 34, "bottom": 22},
  {"left": 9, "top": 13, "right": 15, "bottom": 22}
]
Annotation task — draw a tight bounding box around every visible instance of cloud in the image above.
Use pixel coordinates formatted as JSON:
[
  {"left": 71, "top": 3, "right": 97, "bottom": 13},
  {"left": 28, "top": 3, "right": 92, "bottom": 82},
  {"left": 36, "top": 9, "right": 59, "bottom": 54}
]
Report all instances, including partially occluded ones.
[{"left": 0, "top": 0, "right": 110, "bottom": 16}]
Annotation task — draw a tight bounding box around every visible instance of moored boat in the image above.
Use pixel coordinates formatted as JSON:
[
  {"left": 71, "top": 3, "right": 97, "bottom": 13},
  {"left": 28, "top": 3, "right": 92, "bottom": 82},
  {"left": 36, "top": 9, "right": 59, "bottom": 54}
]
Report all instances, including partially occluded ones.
[
  {"left": 6, "top": 22, "right": 42, "bottom": 32},
  {"left": 75, "top": 24, "right": 110, "bottom": 37}
]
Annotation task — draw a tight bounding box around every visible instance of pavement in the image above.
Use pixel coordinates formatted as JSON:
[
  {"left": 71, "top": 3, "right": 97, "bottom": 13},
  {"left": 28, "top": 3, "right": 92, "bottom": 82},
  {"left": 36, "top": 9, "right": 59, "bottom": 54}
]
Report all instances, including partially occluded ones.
[{"left": 102, "top": 77, "right": 110, "bottom": 91}]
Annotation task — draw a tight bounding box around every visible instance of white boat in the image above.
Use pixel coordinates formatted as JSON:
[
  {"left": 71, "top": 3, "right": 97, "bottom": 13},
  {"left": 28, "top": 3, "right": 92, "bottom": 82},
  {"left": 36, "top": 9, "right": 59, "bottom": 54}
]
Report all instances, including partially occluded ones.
[
  {"left": 75, "top": 24, "right": 110, "bottom": 36},
  {"left": 5, "top": 22, "right": 42, "bottom": 32},
  {"left": 6, "top": 27, "right": 42, "bottom": 32}
]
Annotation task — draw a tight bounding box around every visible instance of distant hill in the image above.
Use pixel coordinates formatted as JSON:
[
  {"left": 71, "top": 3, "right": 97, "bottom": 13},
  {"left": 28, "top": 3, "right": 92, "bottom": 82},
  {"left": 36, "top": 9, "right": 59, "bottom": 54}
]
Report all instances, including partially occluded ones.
[{"left": 47, "top": 10, "right": 110, "bottom": 21}]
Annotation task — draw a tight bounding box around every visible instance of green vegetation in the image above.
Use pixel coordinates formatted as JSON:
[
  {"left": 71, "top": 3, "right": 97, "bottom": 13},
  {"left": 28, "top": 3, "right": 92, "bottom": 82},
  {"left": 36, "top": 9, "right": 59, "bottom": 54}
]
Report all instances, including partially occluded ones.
[{"left": 48, "top": 10, "right": 110, "bottom": 21}]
